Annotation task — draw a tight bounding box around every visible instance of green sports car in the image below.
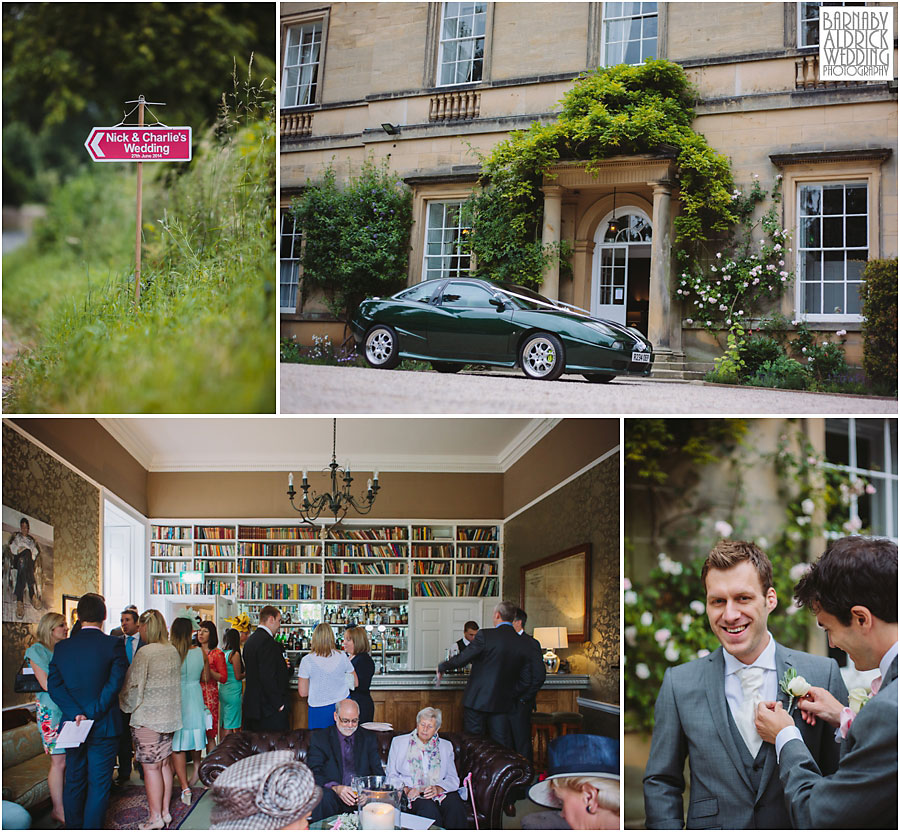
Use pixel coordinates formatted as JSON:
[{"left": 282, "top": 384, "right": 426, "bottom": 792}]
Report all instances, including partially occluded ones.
[{"left": 350, "top": 277, "right": 654, "bottom": 382}]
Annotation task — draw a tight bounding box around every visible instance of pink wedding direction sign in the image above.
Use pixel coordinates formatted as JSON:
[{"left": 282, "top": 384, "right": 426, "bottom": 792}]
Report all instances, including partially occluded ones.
[{"left": 84, "top": 127, "right": 192, "bottom": 162}]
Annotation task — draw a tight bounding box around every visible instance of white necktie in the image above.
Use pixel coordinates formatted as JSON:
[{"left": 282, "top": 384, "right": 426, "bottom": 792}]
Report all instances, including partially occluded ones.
[{"left": 735, "top": 665, "right": 765, "bottom": 757}]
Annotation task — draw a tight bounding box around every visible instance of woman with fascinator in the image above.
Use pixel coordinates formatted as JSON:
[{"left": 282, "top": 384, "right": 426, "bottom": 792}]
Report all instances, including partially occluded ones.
[
  {"left": 385, "top": 707, "right": 469, "bottom": 829},
  {"left": 170, "top": 608, "right": 208, "bottom": 806},
  {"left": 209, "top": 750, "right": 322, "bottom": 830}
]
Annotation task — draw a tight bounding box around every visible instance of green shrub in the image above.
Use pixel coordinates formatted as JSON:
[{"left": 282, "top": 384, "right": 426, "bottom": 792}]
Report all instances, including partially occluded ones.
[
  {"left": 748, "top": 356, "right": 811, "bottom": 390},
  {"left": 736, "top": 335, "right": 783, "bottom": 379},
  {"left": 859, "top": 258, "right": 898, "bottom": 395},
  {"left": 291, "top": 157, "right": 413, "bottom": 320}
]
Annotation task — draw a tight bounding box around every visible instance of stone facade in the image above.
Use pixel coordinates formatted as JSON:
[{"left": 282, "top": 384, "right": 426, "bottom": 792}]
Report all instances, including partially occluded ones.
[{"left": 280, "top": 2, "right": 897, "bottom": 370}]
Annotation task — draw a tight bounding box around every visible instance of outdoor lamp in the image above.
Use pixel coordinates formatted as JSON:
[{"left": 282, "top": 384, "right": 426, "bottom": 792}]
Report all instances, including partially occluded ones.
[
  {"left": 533, "top": 626, "right": 568, "bottom": 673},
  {"left": 381, "top": 122, "right": 400, "bottom": 135},
  {"left": 606, "top": 187, "right": 619, "bottom": 236}
]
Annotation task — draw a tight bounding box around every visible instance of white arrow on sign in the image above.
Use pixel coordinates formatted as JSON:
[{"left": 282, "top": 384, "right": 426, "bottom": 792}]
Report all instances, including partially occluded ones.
[{"left": 90, "top": 131, "right": 105, "bottom": 158}]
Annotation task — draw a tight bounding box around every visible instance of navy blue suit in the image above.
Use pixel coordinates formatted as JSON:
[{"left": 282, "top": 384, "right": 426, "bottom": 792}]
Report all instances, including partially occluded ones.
[{"left": 48, "top": 626, "right": 128, "bottom": 829}]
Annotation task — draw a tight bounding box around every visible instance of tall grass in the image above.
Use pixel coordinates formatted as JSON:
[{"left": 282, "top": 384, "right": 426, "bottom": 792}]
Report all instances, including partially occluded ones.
[{"left": 3, "top": 71, "right": 275, "bottom": 413}]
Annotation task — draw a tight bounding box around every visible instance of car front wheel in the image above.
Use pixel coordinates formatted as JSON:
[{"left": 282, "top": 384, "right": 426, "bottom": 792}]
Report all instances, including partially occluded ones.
[
  {"left": 520, "top": 332, "right": 565, "bottom": 381},
  {"left": 364, "top": 325, "right": 401, "bottom": 369},
  {"left": 583, "top": 373, "right": 616, "bottom": 383}
]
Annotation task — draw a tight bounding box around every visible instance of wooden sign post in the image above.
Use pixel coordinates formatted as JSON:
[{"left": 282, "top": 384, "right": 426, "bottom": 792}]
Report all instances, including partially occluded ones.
[{"left": 84, "top": 96, "right": 192, "bottom": 304}]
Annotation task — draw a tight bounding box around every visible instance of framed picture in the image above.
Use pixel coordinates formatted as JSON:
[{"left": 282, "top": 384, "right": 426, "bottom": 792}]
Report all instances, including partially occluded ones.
[
  {"left": 2, "top": 507, "right": 54, "bottom": 625},
  {"left": 62, "top": 594, "right": 80, "bottom": 629},
  {"left": 520, "top": 543, "right": 591, "bottom": 642}
]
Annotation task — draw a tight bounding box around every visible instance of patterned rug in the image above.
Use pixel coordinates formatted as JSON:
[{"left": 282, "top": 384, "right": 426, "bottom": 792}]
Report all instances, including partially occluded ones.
[{"left": 103, "top": 784, "right": 207, "bottom": 830}]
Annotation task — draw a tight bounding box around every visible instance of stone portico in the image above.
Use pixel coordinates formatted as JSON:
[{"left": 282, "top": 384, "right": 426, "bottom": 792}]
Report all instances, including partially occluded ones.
[{"left": 538, "top": 155, "right": 686, "bottom": 377}]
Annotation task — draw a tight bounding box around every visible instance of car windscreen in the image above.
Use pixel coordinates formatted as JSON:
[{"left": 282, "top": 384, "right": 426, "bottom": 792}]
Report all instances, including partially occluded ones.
[
  {"left": 495, "top": 283, "right": 557, "bottom": 310},
  {"left": 394, "top": 282, "right": 438, "bottom": 303}
]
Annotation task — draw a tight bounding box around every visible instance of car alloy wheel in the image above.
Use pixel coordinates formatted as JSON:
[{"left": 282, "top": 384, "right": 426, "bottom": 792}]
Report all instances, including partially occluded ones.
[
  {"left": 520, "top": 332, "right": 565, "bottom": 381},
  {"left": 364, "top": 325, "right": 401, "bottom": 369}
]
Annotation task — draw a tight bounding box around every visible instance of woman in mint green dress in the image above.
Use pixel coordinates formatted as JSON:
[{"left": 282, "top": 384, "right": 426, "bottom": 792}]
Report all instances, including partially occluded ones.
[
  {"left": 170, "top": 613, "right": 207, "bottom": 806},
  {"left": 24, "top": 612, "right": 68, "bottom": 825},
  {"left": 219, "top": 628, "right": 245, "bottom": 735}
]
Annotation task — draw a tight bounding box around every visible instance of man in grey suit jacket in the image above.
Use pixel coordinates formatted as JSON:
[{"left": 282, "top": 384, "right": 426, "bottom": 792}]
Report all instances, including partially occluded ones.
[
  {"left": 643, "top": 541, "right": 847, "bottom": 829},
  {"left": 756, "top": 536, "right": 897, "bottom": 829}
]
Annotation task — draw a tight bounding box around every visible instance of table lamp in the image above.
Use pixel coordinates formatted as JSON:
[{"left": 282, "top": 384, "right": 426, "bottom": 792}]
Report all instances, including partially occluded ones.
[{"left": 533, "top": 626, "right": 568, "bottom": 673}]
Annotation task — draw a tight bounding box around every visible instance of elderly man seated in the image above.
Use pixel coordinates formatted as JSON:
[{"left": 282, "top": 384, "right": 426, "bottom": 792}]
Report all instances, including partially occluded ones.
[
  {"left": 306, "top": 699, "right": 385, "bottom": 823},
  {"left": 386, "top": 707, "right": 469, "bottom": 829}
]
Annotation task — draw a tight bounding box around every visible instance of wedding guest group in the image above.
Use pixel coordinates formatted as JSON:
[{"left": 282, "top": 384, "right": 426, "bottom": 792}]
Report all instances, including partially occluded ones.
[
  {"left": 643, "top": 540, "right": 849, "bottom": 829},
  {"left": 115, "top": 607, "right": 145, "bottom": 788},
  {"left": 754, "top": 536, "right": 898, "bottom": 829}
]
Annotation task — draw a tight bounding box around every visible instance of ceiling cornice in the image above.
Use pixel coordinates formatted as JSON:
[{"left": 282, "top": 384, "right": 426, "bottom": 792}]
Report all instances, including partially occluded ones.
[{"left": 97, "top": 418, "right": 157, "bottom": 470}]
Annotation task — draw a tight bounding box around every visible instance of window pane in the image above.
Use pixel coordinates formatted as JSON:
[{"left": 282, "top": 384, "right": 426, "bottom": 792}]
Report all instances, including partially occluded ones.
[
  {"left": 822, "top": 186, "right": 844, "bottom": 215},
  {"left": 825, "top": 419, "right": 850, "bottom": 466},
  {"left": 800, "top": 186, "right": 821, "bottom": 215},
  {"left": 624, "top": 40, "right": 641, "bottom": 64},
  {"left": 606, "top": 2, "right": 623, "bottom": 18},
  {"left": 823, "top": 249, "right": 844, "bottom": 281},
  {"left": 802, "top": 251, "right": 821, "bottom": 281},
  {"left": 822, "top": 216, "right": 843, "bottom": 247},
  {"left": 804, "top": 281, "right": 821, "bottom": 314},
  {"left": 823, "top": 281, "right": 844, "bottom": 316},
  {"left": 846, "top": 283, "right": 861, "bottom": 315},
  {"left": 608, "top": 20, "right": 625, "bottom": 43},
  {"left": 800, "top": 217, "right": 821, "bottom": 248},
  {"left": 803, "top": 19, "right": 819, "bottom": 46},
  {"left": 846, "top": 254, "right": 867, "bottom": 281},
  {"left": 442, "top": 15, "right": 457, "bottom": 39},
  {"left": 846, "top": 215, "right": 867, "bottom": 247},
  {"left": 846, "top": 186, "right": 867, "bottom": 214},
  {"left": 643, "top": 15, "right": 658, "bottom": 38}
]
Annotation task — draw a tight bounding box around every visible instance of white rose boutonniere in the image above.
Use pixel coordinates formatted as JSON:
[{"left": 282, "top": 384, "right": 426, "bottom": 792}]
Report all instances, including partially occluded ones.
[
  {"left": 840, "top": 682, "right": 878, "bottom": 740},
  {"left": 848, "top": 686, "right": 871, "bottom": 715},
  {"left": 779, "top": 668, "right": 810, "bottom": 714}
]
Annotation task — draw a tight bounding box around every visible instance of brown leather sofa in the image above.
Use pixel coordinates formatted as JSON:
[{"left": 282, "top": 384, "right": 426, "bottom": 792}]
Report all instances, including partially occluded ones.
[{"left": 199, "top": 729, "right": 533, "bottom": 829}]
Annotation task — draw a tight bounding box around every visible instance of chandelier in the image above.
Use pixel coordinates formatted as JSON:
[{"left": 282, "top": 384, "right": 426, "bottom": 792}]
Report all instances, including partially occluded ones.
[{"left": 287, "top": 419, "right": 380, "bottom": 524}]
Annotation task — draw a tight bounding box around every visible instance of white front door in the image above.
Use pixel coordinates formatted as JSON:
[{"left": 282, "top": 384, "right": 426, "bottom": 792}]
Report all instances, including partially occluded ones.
[{"left": 592, "top": 244, "right": 629, "bottom": 324}]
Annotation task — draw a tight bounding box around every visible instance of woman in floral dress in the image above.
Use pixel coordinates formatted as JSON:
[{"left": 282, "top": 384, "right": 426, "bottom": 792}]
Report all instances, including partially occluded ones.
[
  {"left": 198, "top": 620, "right": 226, "bottom": 750},
  {"left": 24, "top": 612, "right": 68, "bottom": 824}
]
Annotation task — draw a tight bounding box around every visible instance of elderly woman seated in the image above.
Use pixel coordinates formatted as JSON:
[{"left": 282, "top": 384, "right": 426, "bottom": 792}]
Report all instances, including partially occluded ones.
[{"left": 385, "top": 707, "right": 469, "bottom": 829}]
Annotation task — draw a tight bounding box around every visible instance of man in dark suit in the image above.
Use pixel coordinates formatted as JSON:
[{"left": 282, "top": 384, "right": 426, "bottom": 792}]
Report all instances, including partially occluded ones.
[
  {"left": 756, "top": 536, "right": 898, "bottom": 829},
  {"left": 115, "top": 607, "right": 146, "bottom": 786},
  {"left": 242, "top": 605, "right": 291, "bottom": 731},
  {"left": 307, "top": 699, "right": 385, "bottom": 822},
  {"left": 437, "top": 599, "right": 533, "bottom": 748},
  {"left": 509, "top": 607, "right": 547, "bottom": 760},
  {"left": 48, "top": 592, "right": 127, "bottom": 830}
]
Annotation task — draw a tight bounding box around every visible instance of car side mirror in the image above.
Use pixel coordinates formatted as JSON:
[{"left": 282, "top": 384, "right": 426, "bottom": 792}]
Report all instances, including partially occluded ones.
[{"left": 489, "top": 297, "right": 506, "bottom": 311}]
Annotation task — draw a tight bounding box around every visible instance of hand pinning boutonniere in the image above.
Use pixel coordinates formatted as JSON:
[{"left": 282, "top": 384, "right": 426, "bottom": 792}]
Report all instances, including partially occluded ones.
[{"left": 779, "top": 668, "right": 811, "bottom": 714}]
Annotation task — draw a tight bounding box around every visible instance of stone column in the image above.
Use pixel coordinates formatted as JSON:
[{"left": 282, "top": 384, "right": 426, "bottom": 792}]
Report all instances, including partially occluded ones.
[
  {"left": 647, "top": 180, "right": 676, "bottom": 351},
  {"left": 572, "top": 239, "right": 595, "bottom": 312},
  {"left": 540, "top": 185, "right": 564, "bottom": 299}
]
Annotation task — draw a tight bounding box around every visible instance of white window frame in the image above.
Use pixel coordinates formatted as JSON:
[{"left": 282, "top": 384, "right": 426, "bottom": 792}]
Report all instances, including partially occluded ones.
[
  {"left": 602, "top": 1, "right": 658, "bottom": 66},
  {"left": 795, "top": 180, "right": 868, "bottom": 323},
  {"left": 422, "top": 201, "right": 473, "bottom": 282},
  {"left": 282, "top": 20, "right": 323, "bottom": 107},
  {"left": 280, "top": 209, "right": 302, "bottom": 313},
  {"left": 437, "top": 2, "right": 487, "bottom": 87},
  {"left": 797, "top": 1, "right": 867, "bottom": 49},
  {"left": 823, "top": 419, "right": 898, "bottom": 541}
]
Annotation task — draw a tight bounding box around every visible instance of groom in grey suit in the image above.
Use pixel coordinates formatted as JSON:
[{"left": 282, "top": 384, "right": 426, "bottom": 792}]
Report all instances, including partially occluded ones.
[
  {"left": 756, "top": 536, "right": 897, "bottom": 829},
  {"left": 643, "top": 540, "right": 847, "bottom": 829}
]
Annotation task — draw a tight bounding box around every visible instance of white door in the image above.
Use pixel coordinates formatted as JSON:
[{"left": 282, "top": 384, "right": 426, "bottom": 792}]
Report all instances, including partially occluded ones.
[
  {"left": 592, "top": 244, "right": 628, "bottom": 323},
  {"left": 103, "top": 498, "right": 147, "bottom": 628},
  {"left": 412, "top": 599, "right": 483, "bottom": 670}
]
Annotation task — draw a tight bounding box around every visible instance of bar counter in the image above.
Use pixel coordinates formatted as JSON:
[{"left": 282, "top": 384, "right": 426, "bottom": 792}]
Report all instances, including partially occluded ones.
[{"left": 288, "top": 672, "right": 590, "bottom": 733}]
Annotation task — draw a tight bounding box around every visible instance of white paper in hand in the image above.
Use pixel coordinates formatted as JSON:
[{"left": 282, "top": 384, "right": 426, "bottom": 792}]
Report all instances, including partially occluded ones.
[{"left": 55, "top": 719, "right": 94, "bottom": 749}]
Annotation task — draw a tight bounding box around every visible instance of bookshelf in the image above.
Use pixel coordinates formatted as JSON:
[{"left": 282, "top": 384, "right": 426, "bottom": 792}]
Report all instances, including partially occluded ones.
[{"left": 148, "top": 520, "right": 502, "bottom": 671}]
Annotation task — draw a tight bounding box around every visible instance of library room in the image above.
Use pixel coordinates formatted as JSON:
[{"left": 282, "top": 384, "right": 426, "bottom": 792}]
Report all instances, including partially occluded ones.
[{"left": 2, "top": 417, "right": 619, "bottom": 830}]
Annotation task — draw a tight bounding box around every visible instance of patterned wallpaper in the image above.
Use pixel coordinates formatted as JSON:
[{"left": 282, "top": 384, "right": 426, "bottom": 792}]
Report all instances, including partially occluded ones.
[
  {"left": 2, "top": 424, "right": 101, "bottom": 708},
  {"left": 503, "top": 453, "right": 619, "bottom": 703}
]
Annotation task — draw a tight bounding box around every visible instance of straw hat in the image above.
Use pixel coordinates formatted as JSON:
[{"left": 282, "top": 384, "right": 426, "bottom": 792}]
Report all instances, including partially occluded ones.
[{"left": 528, "top": 734, "right": 619, "bottom": 810}]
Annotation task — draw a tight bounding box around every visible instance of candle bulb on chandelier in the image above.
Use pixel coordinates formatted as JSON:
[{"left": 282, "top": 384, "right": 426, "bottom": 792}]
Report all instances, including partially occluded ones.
[
  {"left": 302, "top": 470, "right": 308, "bottom": 483},
  {"left": 288, "top": 472, "right": 294, "bottom": 488}
]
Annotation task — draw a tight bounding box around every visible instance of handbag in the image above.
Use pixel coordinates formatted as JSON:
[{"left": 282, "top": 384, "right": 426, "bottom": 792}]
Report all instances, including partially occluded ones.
[
  {"left": 204, "top": 708, "right": 214, "bottom": 731},
  {"left": 15, "top": 659, "right": 42, "bottom": 694}
]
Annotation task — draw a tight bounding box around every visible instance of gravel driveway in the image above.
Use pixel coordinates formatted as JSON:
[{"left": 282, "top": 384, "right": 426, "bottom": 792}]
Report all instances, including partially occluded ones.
[{"left": 280, "top": 364, "right": 898, "bottom": 415}]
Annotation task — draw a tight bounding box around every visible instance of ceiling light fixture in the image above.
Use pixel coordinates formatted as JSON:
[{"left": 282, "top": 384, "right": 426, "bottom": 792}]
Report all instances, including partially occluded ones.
[{"left": 287, "top": 419, "right": 380, "bottom": 524}]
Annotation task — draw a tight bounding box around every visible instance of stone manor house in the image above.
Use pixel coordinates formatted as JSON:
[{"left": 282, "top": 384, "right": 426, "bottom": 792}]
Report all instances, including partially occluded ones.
[{"left": 279, "top": 2, "right": 897, "bottom": 374}]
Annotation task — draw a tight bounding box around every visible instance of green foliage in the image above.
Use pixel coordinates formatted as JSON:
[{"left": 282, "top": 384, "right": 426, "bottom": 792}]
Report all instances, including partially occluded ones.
[
  {"left": 786, "top": 323, "right": 849, "bottom": 385},
  {"left": 746, "top": 356, "right": 811, "bottom": 391},
  {"left": 624, "top": 419, "right": 747, "bottom": 485},
  {"left": 858, "top": 258, "right": 898, "bottom": 395},
  {"left": 291, "top": 158, "right": 413, "bottom": 320},
  {"left": 624, "top": 421, "right": 870, "bottom": 732},
  {"left": 3, "top": 76, "right": 276, "bottom": 413},
  {"left": 279, "top": 334, "right": 363, "bottom": 367},
  {"left": 2, "top": 2, "right": 275, "bottom": 204},
  {"left": 736, "top": 335, "right": 783, "bottom": 379},
  {"left": 466, "top": 60, "right": 738, "bottom": 288}
]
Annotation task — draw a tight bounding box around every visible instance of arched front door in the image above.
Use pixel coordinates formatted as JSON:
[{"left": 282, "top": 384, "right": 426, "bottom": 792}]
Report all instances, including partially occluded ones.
[{"left": 591, "top": 209, "right": 652, "bottom": 332}]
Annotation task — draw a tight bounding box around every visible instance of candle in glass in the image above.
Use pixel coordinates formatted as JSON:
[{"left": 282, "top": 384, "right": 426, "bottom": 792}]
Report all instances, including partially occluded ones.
[{"left": 360, "top": 801, "right": 394, "bottom": 830}]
